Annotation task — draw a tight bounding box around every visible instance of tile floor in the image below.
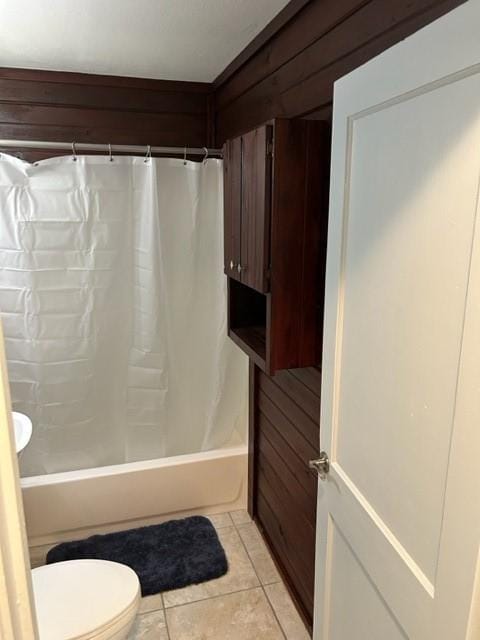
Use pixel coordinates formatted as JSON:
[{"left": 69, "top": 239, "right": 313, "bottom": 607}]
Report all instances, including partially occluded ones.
[{"left": 30, "top": 510, "right": 311, "bottom": 640}]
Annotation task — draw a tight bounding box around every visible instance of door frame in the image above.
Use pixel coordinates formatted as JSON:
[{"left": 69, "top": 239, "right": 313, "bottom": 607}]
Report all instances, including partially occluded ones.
[{"left": 0, "top": 320, "right": 38, "bottom": 639}]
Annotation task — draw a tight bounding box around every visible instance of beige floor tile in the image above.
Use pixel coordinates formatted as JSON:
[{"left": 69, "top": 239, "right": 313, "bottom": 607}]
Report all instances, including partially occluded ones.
[
  {"left": 29, "top": 544, "right": 53, "bottom": 569},
  {"left": 163, "top": 526, "right": 259, "bottom": 608},
  {"left": 128, "top": 609, "right": 169, "bottom": 639},
  {"left": 139, "top": 593, "right": 164, "bottom": 614},
  {"left": 265, "top": 582, "right": 310, "bottom": 640},
  {"left": 166, "top": 588, "right": 284, "bottom": 640},
  {"left": 236, "top": 522, "right": 282, "bottom": 585},
  {"left": 230, "top": 510, "right": 252, "bottom": 526},
  {"left": 207, "top": 512, "right": 234, "bottom": 529}
]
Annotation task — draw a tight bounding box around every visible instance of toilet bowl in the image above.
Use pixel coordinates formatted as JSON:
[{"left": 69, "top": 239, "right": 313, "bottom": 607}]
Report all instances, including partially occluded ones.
[{"left": 32, "top": 559, "right": 141, "bottom": 640}]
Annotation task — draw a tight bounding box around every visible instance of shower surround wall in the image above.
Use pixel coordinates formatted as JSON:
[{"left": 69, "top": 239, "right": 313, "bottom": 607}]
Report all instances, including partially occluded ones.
[{"left": 0, "top": 153, "right": 248, "bottom": 477}]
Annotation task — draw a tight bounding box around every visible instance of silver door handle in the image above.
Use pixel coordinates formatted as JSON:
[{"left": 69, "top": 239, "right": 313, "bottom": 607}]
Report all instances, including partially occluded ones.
[{"left": 309, "top": 452, "right": 330, "bottom": 480}]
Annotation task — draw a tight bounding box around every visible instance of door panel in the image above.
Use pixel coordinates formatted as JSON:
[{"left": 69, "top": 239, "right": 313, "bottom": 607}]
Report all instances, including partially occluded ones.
[
  {"left": 223, "top": 137, "right": 241, "bottom": 281},
  {"left": 314, "top": 2, "right": 480, "bottom": 639},
  {"left": 240, "top": 125, "right": 272, "bottom": 292},
  {"left": 328, "top": 522, "right": 406, "bottom": 640}
]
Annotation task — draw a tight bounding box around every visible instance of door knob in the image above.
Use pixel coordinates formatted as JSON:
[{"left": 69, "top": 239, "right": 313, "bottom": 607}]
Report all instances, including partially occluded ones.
[{"left": 309, "top": 452, "right": 330, "bottom": 480}]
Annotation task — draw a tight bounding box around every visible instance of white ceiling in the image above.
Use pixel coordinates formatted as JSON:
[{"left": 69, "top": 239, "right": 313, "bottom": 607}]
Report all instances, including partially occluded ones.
[{"left": 0, "top": 0, "right": 290, "bottom": 82}]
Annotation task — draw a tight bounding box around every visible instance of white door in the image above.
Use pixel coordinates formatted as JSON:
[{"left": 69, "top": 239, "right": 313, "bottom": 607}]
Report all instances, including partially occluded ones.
[{"left": 313, "top": 2, "right": 480, "bottom": 639}]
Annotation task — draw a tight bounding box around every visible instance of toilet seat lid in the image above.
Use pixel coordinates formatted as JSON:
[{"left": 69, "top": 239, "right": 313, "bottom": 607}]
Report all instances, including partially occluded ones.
[{"left": 32, "top": 559, "right": 140, "bottom": 640}]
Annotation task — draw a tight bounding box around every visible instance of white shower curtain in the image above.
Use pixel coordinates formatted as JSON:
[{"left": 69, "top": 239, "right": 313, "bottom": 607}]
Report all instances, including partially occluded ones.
[{"left": 0, "top": 153, "right": 248, "bottom": 476}]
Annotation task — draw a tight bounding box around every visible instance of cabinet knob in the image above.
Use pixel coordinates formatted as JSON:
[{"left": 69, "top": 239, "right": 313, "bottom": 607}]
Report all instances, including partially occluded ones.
[
  {"left": 229, "top": 260, "right": 235, "bottom": 270},
  {"left": 237, "top": 263, "right": 242, "bottom": 274}
]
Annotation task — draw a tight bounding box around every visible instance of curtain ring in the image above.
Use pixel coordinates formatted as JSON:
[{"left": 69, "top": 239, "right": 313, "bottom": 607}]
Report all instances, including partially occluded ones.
[
  {"left": 144, "top": 145, "right": 151, "bottom": 163},
  {"left": 72, "top": 141, "right": 77, "bottom": 162},
  {"left": 108, "top": 143, "right": 113, "bottom": 162},
  {"left": 183, "top": 146, "right": 187, "bottom": 166},
  {"left": 203, "top": 147, "right": 209, "bottom": 163}
]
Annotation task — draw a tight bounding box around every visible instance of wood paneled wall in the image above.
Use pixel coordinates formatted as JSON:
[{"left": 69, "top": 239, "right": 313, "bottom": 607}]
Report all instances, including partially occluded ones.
[
  {"left": 0, "top": 68, "right": 212, "bottom": 162},
  {"left": 253, "top": 366, "right": 321, "bottom": 625},
  {"left": 216, "top": 0, "right": 467, "bottom": 631},
  {"left": 213, "top": 0, "right": 466, "bottom": 143}
]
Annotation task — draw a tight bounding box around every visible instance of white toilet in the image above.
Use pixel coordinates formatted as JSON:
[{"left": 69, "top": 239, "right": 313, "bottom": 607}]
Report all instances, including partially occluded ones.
[{"left": 32, "top": 559, "right": 141, "bottom": 640}]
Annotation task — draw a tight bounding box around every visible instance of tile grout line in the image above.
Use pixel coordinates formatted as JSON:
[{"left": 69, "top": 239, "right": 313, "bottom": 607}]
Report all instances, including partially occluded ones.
[
  {"left": 231, "top": 516, "right": 282, "bottom": 587},
  {"left": 163, "top": 583, "right": 264, "bottom": 610},
  {"left": 139, "top": 594, "right": 171, "bottom": 639},
  {"left": 232, "top": 518, "right": 310, "bottom": 640},
  {"left": 232, "top": 513, "right": 310, "bottom": 638},
  {"left": 161, "top": 513, "right": 288, "bottom": 638},
  {"left": 229, "top": 514, "right": 288, "bottom": 640},
  {"left": 163, "top": 601, "right": 172, "bottom": 640}
]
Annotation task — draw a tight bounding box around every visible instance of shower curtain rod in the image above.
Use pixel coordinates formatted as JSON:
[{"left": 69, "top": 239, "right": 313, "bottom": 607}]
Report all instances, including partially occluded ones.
[{"left": 0, "top": 139, "right": 223, "bottom": 158}]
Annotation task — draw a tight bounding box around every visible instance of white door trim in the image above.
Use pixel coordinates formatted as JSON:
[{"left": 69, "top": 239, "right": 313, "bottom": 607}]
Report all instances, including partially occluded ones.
[{"left": 0, "top": 319, "right": 38, "bottom": 639}]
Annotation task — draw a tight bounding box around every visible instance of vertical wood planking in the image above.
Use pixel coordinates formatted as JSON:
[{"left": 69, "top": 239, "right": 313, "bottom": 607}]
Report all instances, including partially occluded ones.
[
  {"left": 223, "top": 137, "right": 242, "bottom": 278},
  {"left": 240, "top": 125, "right": 272, "bottom": 292},
  {"left": 269, "top": 119, "right": 328, "bottom": 372}
]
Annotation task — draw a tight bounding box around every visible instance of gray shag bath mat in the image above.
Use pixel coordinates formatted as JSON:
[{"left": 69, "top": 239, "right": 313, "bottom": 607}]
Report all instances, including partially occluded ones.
[{"left": 46, "top": 515, "right": 228, "bottom": 596}]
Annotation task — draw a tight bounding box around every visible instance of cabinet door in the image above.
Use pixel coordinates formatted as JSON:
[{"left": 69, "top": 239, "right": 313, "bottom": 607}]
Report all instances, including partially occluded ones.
[
  {"left": 240, "top": 125, "right": 272, "bottom": 292},
  {"left": 223, "top": 137, "right": 242, "bottom": 281}
]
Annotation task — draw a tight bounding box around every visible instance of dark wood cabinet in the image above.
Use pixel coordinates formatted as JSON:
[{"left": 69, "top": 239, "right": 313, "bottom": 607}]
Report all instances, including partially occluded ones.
[
  {"left": 224, "top": 125, "right": 272, "bottom": 292},
  {"left": 223, "top": 118, "right": 329, "bottom": 375}
]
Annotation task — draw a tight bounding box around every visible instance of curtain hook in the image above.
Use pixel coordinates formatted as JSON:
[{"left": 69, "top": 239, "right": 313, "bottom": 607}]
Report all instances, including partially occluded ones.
[
  {"left": 108, "top": 143, "right": 113, "bottom": 162},
  {"left": 144, "top": 144, "right": 151, "bottom": 163},
  {"left": 203, "top": 147, "right": 209, "bottom": 164},
  {"left": 72, "top": 141, "right": 77, "bottom": 162},
  {"left": 183, "top": 146, "right": 187, "bottom": 166}
]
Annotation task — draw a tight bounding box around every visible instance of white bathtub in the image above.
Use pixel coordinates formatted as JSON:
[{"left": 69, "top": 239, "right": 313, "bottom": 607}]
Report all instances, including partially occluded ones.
[{"left": 21, "top": 439, "right": 248, "bottom": 547}]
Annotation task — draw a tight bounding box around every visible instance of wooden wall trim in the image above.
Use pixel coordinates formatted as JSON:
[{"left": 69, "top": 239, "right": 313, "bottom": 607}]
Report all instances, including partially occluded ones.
[
  {"left": 214, "top": 0, "right": 369, "bottom": 111},
  {"left": 213, "top": 0, "right": 467, "bottom": 143},
  {"left": 0, "top": 68, "right": 212, "bottom": 161}
]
